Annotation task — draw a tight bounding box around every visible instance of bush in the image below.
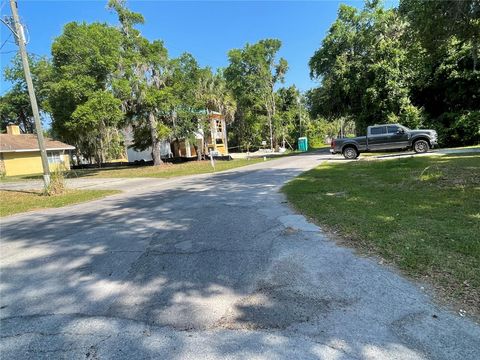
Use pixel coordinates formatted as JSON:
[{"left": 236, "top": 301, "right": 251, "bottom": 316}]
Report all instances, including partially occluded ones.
[
  {"left": 398, "top": 104, "right": 425, "bottom": 130},
  {"left": 44, "top": 166, "right": 66, "bottom": 195},
  {"left": 305, "top": 117, "right": 350, "bottom": 146},
  {"left": 429, "top": 111, "right": 480, "bottom": 147},
  {"left": 452, "top": 111, "right": 480, "bottom": 145}
]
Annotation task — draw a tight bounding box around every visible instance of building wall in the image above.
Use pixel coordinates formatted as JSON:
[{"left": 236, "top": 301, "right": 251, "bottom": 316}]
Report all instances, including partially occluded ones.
[
  {"left": 0, "top": 154, "right": 5, "bottom": 176},
  {"left": 206, "top": 115, "right": 228, "bottom": 155},
  {"left": 125, "top": 141, "right": 172, "bottom": 162},
  {"left": 126, "top": 147, "right": 153, "bottom": 162},
  {"left": 2, "top": 151, "right": 71, "bottom": 176}
]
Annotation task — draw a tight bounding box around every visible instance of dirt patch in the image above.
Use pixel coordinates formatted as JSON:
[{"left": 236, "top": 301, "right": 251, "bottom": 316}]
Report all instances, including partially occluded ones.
[
  {"left": 215, "top": 284, "right": 351, "bottom": 330},
  {"left": 281, "top": 226, "right": 299, "bottom": 235}
]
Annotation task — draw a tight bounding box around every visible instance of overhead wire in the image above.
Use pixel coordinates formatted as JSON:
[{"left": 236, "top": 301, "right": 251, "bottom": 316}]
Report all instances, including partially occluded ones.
[{"left": 0, "top": 31, "right": 11, "bottom": 50}]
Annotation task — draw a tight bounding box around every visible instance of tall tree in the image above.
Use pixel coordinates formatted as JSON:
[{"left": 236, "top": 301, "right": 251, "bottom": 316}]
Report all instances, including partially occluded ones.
[
  {"left": 169, "top": 53, "right": 207, "bottom": 159},
  {"left": 170, "top": 53, "right": 204, "bottom": 134},
  {"left": 399, "top": 0, "right": 480, "bottom": 145},
  {"left": 274, "top": 86, "right": 302, "bottom": 148},
  {"left": 108, "top": 0, "right": 171, "bottom": 165},
  {"left": 309, "top": 1, "right": 423, "bottom": 133},
  {"left": 69, "top": 91, "right": 124, "bottom": 164},
  {"left": 1, "top": 54, "right": 51, "bottom": 133},
  {"left": 225, "top": 39, "right": 288, "bottom": 150},
  {"left": 49, "top": 22, "right": 124, "bottom": 163},
  {"left": 200, "top": 69, "right": 237, "bottom": 124}
]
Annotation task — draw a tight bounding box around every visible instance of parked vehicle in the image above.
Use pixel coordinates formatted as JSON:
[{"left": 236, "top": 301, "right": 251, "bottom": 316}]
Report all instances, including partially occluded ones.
[{"left": 330, "top": 124, "right": 438, "bottom": 159}]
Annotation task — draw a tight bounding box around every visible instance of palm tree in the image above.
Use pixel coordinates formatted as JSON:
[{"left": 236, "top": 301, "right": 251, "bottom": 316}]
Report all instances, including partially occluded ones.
[{"left": 200, "top": 69, "right": 237, "bottom": 123}]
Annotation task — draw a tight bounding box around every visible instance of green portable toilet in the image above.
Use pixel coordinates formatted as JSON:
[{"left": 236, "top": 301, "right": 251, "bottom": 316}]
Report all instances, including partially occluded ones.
[{"left": 298, "top": 137, "right": 308, "bottom": 152}]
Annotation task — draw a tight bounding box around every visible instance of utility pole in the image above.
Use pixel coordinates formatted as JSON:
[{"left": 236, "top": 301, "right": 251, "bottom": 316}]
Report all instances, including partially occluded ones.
[
  {"left": 297, "top": 95, "right": 302, "bottom": 137},
  {"left": 9, "top": 0, "right": 50, "bottom": 188}
]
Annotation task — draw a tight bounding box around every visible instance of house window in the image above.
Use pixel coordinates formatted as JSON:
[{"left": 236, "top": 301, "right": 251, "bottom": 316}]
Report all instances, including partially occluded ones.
[
  {"left": 47, "top": 151, "right": 63, "bottom": 164},
  {"left": 215, "top": 120, "right": 223, "bottom": 133}
]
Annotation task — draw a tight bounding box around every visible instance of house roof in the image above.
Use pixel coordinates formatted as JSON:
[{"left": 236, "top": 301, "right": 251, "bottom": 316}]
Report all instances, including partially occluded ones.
[{"left": 0, "top": 134, "right": 75, "bottom": 153}]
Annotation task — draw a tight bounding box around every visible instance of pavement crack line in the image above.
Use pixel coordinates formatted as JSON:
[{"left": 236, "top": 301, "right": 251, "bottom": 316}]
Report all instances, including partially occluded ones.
[
  {"left": 146, "top": 248, "right": 260, "bottom": 256},
  {"left": 1, "top": 331, "right": 100, "bottom": 339}
]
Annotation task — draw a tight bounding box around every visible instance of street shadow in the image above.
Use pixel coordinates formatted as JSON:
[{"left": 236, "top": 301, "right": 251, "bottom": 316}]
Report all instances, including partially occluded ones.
[{"left": 1, "top": 163, "right": 478, "bottom": 359}]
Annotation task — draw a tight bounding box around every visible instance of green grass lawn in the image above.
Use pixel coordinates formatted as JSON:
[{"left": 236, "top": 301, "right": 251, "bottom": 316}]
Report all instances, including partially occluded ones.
[
  {"left": 0, "top": 189, "right": 120, "bottom": 217},
  {"left": 1, "top": 158, "right": 265, "bottom": 181},
  {"left": 283, "top": 153, "right": 480, "bottom": 314}
]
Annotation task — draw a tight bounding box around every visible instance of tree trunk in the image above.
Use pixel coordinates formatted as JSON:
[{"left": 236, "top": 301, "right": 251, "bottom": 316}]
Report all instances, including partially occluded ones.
[
  {"left": 268, "top": 113, "right": 273, "bottom": 151},
  {"left": 148, "top": 111, "right": 162, "bottom": 165},
  {"left": 19, "top": 111, "right": 26, "bottom": 133},
  {"left": 266, "top": 97, "right": 274, "bottom": 151},
  {"left": 265, "top": 90, "right": 276, "bottom": 151},
  {"left": 99, "top": 135, "right": 105, "bottom": 166},
  {"left": 193, "top": 143, "right": 202, "bottom": 161},
  {"left": 271, "top": 91, "right": 276, "bottom": 149},
  {"left": 74, "top": 149, "right": 80, "bottom": 166}
]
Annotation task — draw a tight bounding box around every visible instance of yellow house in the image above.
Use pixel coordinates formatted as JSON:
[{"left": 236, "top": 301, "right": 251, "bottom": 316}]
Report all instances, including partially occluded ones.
[{"left": 0, "top": 124, "right": 75, "bottom": 176}]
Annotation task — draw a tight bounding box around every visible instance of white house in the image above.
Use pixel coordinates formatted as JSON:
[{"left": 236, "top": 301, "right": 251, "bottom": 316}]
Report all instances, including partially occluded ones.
[{"left": 123, "top": 125, "right": 173, "bottom": 162}]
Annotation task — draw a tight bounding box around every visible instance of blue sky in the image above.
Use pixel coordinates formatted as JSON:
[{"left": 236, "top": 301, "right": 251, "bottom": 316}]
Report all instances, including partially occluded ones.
[{"left": 1, "top": 0, "right": 396, "bottom": 94}]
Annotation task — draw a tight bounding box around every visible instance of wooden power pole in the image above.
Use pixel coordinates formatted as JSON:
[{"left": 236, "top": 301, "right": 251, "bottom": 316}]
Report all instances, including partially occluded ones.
[{"left": 9, "top": 0, "right": 50, "bottom": 188}]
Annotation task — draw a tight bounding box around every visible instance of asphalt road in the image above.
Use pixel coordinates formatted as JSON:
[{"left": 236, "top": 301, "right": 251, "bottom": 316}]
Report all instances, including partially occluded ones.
[{"left": 1, "top": 152, "right": 479, "bottom": 359}]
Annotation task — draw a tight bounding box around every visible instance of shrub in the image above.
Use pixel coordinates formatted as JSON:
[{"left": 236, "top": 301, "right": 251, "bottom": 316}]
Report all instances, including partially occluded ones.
[
  {"left": 44, "top": 166, "right": 66, "bottom": 195},
  {"left": 452, "top": 111, "right": 480, "bottom": 145},
  {"left": 430, "top": 111, "right": 480, "bottom": 147}
]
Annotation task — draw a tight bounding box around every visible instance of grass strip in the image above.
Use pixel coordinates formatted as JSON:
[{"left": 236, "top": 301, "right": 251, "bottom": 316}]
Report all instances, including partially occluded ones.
[
  {"left": 283, "top": 153, "right": 480, "bottom": 314},
  {"left": 0, "top": 189, "right": 120, "bottom": 217}
]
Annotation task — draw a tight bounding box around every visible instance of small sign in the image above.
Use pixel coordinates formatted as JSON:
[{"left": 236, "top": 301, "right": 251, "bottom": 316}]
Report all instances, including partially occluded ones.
[{"left": 261, "top": 140, "right": 267, "bottom": 146}]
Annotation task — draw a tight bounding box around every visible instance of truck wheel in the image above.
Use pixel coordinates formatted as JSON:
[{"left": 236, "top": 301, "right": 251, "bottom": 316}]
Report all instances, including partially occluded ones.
[
  {"left": 413, "top": 139, "right": 429, "bottom": 153},
  {"left": 343, "top": 146, "right": 358, "bottom": 159}
]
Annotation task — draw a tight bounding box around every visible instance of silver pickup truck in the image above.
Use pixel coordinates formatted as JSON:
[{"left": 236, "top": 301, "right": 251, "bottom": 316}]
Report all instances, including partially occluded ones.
[{"left": 330, "top": 124, "right": 438, "bottom": 159}]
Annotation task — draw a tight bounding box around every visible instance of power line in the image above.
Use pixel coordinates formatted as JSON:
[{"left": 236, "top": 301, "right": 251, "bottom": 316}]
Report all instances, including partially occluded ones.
[
  {"left": 0, "top": 16, "right": 17, "bottom": 38},
  {"left": 0, "top": 31, "right": 12, "bottom": 50}
]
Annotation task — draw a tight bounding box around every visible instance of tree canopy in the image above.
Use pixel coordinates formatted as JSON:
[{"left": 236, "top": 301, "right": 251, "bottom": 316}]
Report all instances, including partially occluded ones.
[
  {"left": 49, "top": 21, "right": 124, "bottom": 163},
  {"left": 225, "top": 39, "right": 288, "bottom": 150},
  {"left": 2, "top": 0, "right": 477, "bottom": 159},
  {"left": 1, "top": 54, "right": 51, "bottom": 133},
  {"left": 308, "top": 0, "right": 479, "bottom": 144},
  {"left": 309, "top": 2, "right": 423, "bottom": 133}
]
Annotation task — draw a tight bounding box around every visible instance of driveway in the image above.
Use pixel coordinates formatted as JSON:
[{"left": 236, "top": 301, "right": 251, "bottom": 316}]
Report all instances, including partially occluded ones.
[{"left": 1, "top": 152, "right": 479, "bottom": 359}]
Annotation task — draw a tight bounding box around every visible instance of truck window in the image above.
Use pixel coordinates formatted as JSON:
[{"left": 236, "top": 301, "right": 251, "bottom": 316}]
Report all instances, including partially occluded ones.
[
  {"left": 387, "top": 125, "right": 399, "bottom": 134},
  {"left": 370, "top": 126, "right": 386, "bottom": 135}
]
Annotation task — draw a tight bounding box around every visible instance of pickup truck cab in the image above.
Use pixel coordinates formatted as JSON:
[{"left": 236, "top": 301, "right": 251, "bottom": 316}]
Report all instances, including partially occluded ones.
[{"left": 330, "top": 124, "right": 438, "bottom": 159}]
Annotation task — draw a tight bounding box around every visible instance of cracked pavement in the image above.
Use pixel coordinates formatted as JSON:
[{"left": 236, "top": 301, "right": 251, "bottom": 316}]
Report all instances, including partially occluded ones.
[{"left": 1, "top": 152, "right": 479, "bottom": 359}]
